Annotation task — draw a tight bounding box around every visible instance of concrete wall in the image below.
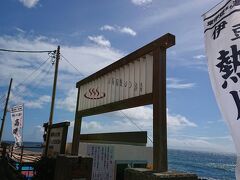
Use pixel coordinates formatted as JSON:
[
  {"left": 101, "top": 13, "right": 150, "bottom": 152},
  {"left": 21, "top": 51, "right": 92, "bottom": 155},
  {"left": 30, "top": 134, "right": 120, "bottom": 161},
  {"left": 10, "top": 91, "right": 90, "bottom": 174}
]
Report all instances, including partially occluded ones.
[
  {"left": 66, "top": 142, "right": 153, "bottom": 163},
  {"left": 78, "top": 142, "right": 153, "bottom": 162}
]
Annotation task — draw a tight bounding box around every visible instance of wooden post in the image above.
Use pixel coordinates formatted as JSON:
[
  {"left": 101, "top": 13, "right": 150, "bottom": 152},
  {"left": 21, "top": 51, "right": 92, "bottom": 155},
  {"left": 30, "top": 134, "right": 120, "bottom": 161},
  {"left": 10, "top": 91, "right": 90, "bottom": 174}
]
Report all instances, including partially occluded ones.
[
  {"left": 45, "top": 46, "right": 60, "bottom": 156},
  {"left": 0, "top": 78, "right": 13, "bottom": 144},
  {"left": 11, "top": 145, "right": 13, "bottom": 157},
  {"left": 72, "top": 88, "right": 81, "bottom": 155},
  {"left": 153, "top": 47, "right": 167, "bottom": 172},
  {"left": 20, "top": 145, "right": 23, "bottom": 163},
  {"left": 2, "top": 145, "right": 6, "bottom": 158},
  {"left": 72, "top": 116, "right": 82, "bottom": 155}
]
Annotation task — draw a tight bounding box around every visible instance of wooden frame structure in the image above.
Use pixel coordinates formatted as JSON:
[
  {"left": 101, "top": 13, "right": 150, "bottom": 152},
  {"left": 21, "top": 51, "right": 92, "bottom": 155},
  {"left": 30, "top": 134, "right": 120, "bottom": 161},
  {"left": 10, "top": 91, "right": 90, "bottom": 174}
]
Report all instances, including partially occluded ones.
[
  {"left": 79, "top": 131, "right": 147, "bottom": 146},
  {"left": 72, "top": 33, "right": 175, "bottom": 172}
]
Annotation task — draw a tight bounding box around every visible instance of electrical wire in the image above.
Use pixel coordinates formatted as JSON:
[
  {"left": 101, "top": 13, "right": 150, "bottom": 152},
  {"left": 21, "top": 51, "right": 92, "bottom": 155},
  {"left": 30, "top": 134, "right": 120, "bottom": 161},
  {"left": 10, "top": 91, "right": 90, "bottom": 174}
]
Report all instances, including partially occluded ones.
[
  {"left": 120, "top": 111, "right": 153, "bottom": 144},
  {"left": 0, "top": 97, "right": 6, "bottom": 105},
  {"left": 13, "top": 56, "right": 51, "bottom": 90},
  {"left": 9, "top": 62, "right": 53, "bottom": 106},
  {"left": 0, "top": 96, "right": 6, "bottom": 110},
  {"left": 28, "top": 63, "right": 53, "bottom": 94},
  {"left": 0, "top": 48, "right": 55, "bottom": 53},
  {"left": 0, "top": 94, "right": 6, "bottom": 103},
  {"left": 60, "top": 54, "right": 85, "bottom": 77},
  {"left": 12, "top": 60, "right": 53, "bottom": 99}
]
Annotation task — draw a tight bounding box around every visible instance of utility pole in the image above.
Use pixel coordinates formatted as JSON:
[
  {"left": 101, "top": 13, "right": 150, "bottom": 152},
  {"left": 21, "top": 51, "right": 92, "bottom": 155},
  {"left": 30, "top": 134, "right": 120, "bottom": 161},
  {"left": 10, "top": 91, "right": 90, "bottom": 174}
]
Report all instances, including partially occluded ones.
[
  {"left": 44, "top": 46, "right": 60, "bottom": 156},
  {"left": 0, "top": 78, "right": 13, "bottom": 144}
]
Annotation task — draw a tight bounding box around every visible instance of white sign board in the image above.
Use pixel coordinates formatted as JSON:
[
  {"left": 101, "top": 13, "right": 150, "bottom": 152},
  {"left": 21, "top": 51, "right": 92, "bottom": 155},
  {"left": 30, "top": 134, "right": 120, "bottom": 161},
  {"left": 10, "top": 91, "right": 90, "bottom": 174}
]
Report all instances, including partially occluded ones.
[
  {"left": 87, "top": 144, "right": 114, "bottom": 180},
  {"left": 10, "top": 104, "right": 24, "bottom": 147},
  {"left": 48, "top": 127, "right": 63, "bottom": 157},
  {"left": 78, "top": 54, "right": 153, "bottom": 111},
  {"left": 203, "top": 0, "right": 240, "bottom": 179}
]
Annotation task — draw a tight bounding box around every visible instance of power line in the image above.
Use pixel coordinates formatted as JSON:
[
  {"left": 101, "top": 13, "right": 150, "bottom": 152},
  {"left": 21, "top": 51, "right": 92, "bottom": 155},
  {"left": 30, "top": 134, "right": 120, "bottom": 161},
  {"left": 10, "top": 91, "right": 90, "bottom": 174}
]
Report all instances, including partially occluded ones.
[
  {"left": 28, "top": 63, "right": 53, "bottom": 95},
  {"left": 0, "top": 98, "right": 6, "bottom": 105},
  {"left": 8, "top": 54, "right": 54, "bottom": 102},
  {"left": 120, "top": 111, "right": 153, "bottom": 144},
  {"left": 12, "top": 59, "right": 53, "bottom": 99},
  {"left": 13, "top": 56, "right": 52, "bottom": 91},
  {"left": 0, "top": 48, "right": 55, "bottom": 53},
  {"left": 9, "top": 63, "right": 53, "bottom": 106},
  {"left": 60, "top": 54, "right": 85, "bottom": 77},
  {"left": 9, "top": 66, "right": 52, "bottom": 106},
  {"left": 0, "top": 96, "right": 6, "bottom": 110},
  {"left": 0, "top": 94, "right": 6, "bottom": 102}
]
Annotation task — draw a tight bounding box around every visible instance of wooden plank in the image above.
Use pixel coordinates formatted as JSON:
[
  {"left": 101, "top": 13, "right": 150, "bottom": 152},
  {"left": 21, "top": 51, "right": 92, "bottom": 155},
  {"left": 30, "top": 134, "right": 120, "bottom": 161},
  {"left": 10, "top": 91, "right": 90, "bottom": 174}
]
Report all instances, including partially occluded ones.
[
  {"left": 77, "top": 93, "right": 152, "bottom": 117},
  {"left": 76, "top": 33, "right": 175, "bottom": 87},
  {"left": 79, "top": 131, "right": 147, "bottom": 146}
]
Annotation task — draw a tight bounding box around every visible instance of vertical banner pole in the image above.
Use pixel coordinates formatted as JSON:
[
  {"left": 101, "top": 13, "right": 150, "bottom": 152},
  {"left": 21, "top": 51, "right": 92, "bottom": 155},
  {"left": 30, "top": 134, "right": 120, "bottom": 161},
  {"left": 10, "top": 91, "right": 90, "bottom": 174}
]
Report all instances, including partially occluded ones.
[
  {"left": 22, "top": 104, "right": 24, "bottom": 147},
  {"left": 0, "top": 78, "right": 13, "bottom": 144},
  {"left": 153, "top": 47, "right": 167, "bottom": 172}
]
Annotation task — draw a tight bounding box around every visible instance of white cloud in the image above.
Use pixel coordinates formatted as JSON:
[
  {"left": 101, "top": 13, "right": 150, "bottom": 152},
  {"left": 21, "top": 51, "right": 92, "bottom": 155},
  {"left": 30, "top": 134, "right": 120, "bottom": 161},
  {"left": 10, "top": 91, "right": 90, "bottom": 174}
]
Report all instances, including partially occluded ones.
[
  {"left": 168, "top": 111, "right": 197, "bottom": 129},
  {"left": 57, "top": 104, "right": 196, "bottom": 134},
  {"left": 168, "top": 135, "right": 235, "bottom": 153},
  {"left": 65, "top": 106, "right": 196, "bottom": 142},
  {"left": 24, "top": 95, "right": 51, "bottom": 108},
  {"left": 193, "top": 55, "right": 206, "bottom": 59},
  {"left": 140, "top": 0, "right": 212, "bottom": 28},
  {"left": 88, "top": 35, "right": 111, "bottom": 48},
  {"left": 19, "top": 0, "right": 39, "bottom": 8},
  {"left": 15, "top": 27, "right": 25, "bottom": 33},
  {"left": 112, "top": 106, "right": 197, "bottom": 131},
  {"left": 56, "top": 88, "right": 77, "bottom": 112},
  {"left": 10, "top": 92, "right": 51, "bottom": 109},
  {"left": 100, "top": 25, "right": 115, "bottom": 31},
  {"left": 131, "top": 0, "right": 152, "bottom": 6},
  {"left": 100, "top": 25, "right": 137, "bottom": 36},
  {"left": 25, "top": 125, "right": 44, "bottom": 142},
  {"left": 167, "top": 78, "right": 195, "bottom": 89},
  {"left": 35, "top": 125, "right": 44, "bottom": 133},
  {"left": 82, "top": 121, "right": 103, "bottom": 130},
  {"left": 119, "top": 27, "right": 137, "bottom": 36}
]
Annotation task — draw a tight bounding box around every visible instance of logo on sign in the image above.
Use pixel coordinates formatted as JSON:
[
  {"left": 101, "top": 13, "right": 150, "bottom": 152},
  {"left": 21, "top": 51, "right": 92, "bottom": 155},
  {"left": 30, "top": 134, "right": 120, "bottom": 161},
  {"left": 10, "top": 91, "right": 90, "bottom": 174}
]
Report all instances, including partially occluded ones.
[{"left": 84, "top": 88, "right": 106, "bottom": 99}]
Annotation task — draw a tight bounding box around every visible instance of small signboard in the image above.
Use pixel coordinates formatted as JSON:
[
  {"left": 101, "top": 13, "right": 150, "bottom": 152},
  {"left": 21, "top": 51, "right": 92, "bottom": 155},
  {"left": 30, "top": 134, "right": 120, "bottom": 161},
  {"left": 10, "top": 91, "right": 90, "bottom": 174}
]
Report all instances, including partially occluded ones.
[
  {"left": 87, "top": 144, "right": 114, "bottom": 180},
  {"left": 78, "top": 54, "right": 153, "bottom": 112},
  {"left": 43, "top": 122, "right": 70, "bottom": 158}
]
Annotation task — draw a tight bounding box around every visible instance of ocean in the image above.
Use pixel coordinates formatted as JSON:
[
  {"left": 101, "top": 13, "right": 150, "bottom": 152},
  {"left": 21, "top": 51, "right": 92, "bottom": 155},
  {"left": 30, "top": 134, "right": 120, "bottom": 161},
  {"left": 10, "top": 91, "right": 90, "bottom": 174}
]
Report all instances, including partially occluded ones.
[
  {"left": 168, "top": 149, "right": 236, "bottom": 180},
  {"left": 7, "top": 142, "right": 236, "bottom": 179}
]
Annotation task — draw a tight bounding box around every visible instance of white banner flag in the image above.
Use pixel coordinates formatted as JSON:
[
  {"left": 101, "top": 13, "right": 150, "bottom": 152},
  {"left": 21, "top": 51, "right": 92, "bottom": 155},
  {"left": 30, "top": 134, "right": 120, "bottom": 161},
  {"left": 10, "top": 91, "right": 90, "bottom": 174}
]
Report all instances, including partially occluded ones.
[
  {"left": 10, "top": 104, "right": 24, "bottom": 147},
  {"left": 203, "top": 0, "right": 240, "bottom": 179}
]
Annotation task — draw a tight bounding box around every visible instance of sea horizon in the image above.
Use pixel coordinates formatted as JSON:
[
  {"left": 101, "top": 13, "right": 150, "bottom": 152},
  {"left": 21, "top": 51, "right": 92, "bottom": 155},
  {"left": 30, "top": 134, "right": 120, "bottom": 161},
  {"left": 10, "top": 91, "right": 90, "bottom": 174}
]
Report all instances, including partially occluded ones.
[{"left": 3, "top": 141, "right": 236, "bottom": 179}]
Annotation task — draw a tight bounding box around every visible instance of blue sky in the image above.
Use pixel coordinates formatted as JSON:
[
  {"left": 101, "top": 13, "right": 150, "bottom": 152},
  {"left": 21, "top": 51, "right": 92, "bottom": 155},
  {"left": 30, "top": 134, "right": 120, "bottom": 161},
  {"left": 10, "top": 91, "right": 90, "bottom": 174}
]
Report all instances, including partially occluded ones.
[{"left": 0, "top": 0, "right": 235, "bottom": 153}]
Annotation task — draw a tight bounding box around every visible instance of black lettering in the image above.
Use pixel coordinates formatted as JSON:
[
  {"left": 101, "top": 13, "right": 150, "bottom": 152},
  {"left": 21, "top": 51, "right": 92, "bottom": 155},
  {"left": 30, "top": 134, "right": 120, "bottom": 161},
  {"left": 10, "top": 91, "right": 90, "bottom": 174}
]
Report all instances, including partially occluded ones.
[{"left": 230, "top": 90, "right": 240, "bottom": 120}]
